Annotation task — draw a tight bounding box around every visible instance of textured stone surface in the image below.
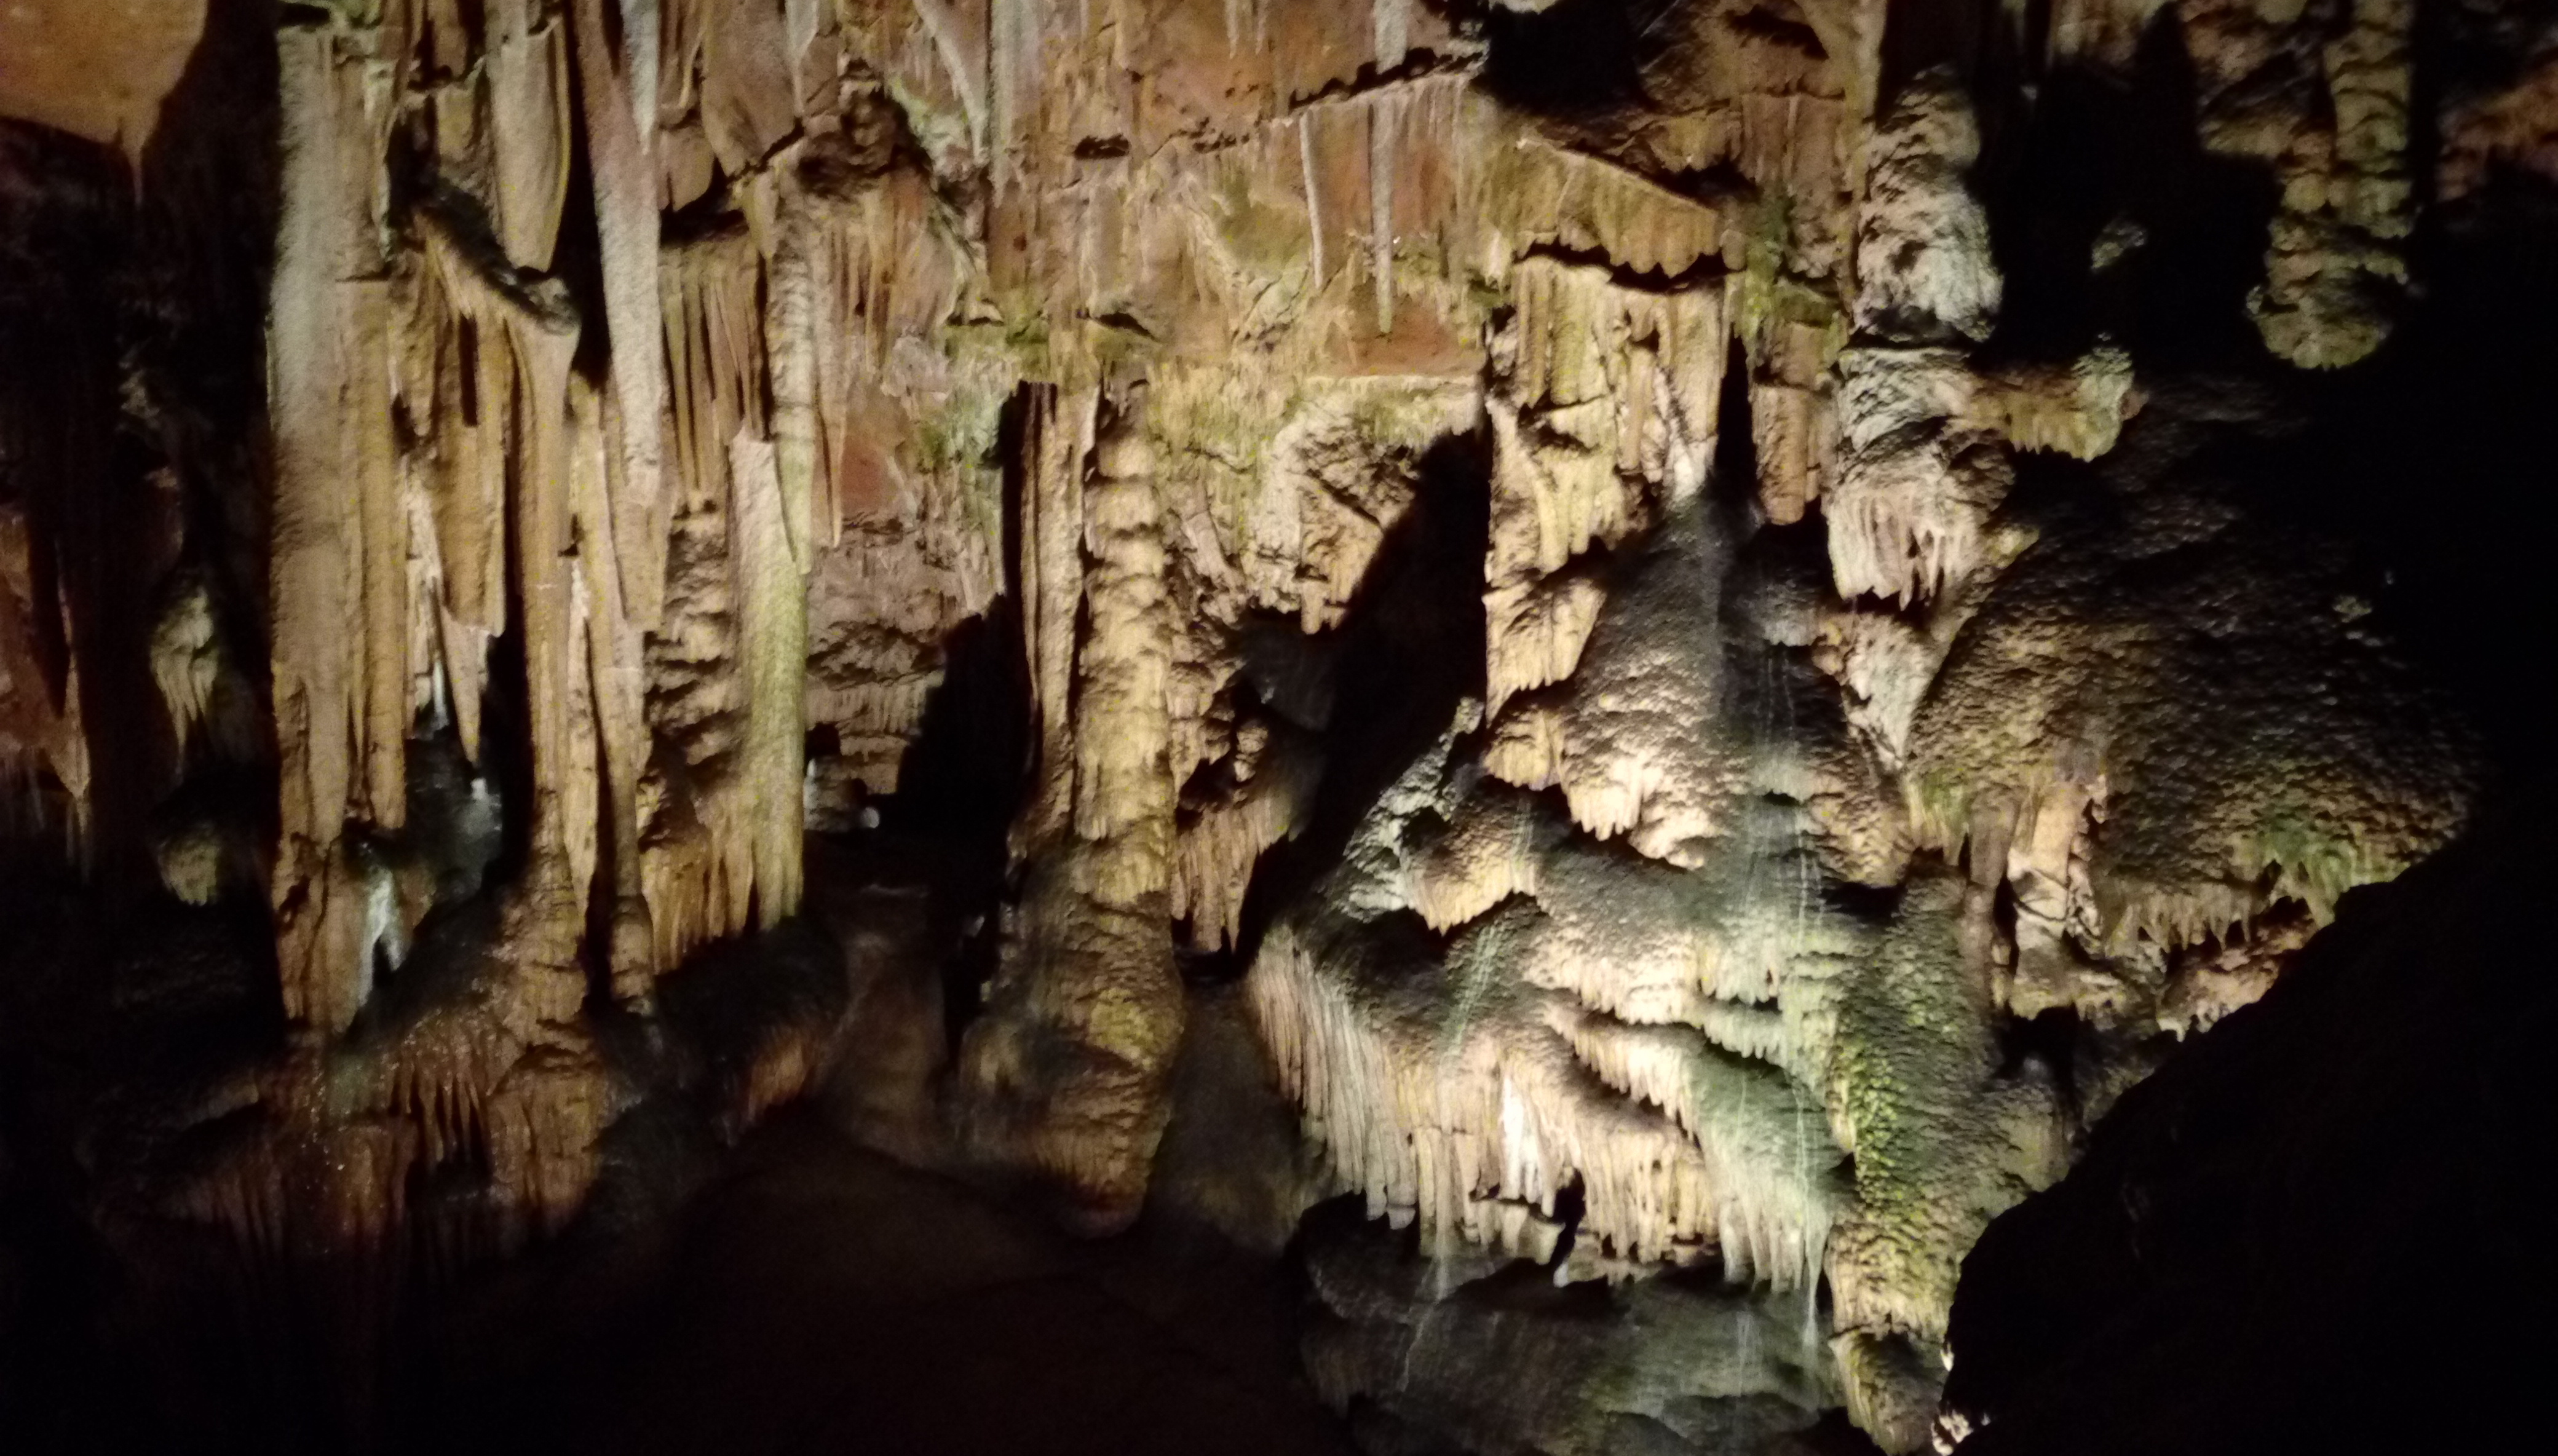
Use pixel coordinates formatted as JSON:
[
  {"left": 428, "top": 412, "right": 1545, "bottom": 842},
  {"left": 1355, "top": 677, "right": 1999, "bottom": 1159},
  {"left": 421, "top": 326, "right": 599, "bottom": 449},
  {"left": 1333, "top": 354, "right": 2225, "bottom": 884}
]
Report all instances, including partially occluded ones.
[{"left": 0, "top": 0, "right": 2541, "bottom": 1450}]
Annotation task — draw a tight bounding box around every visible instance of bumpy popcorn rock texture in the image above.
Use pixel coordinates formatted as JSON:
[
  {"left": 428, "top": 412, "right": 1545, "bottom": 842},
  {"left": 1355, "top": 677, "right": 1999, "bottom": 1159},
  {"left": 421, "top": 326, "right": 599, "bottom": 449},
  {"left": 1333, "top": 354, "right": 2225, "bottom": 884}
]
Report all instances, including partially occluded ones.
[{"left": 0, "top": 0, "right": 2532, "bottom": 1450}]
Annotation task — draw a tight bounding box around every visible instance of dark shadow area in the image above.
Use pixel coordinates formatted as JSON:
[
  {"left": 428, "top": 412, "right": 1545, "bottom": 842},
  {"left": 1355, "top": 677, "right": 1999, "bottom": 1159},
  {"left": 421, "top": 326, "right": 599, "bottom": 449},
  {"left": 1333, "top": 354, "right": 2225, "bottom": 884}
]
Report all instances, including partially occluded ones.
[
  {"left": 1941, "top": 775, "right": 2558, "bottom": 1456},
  {"left": 0, "top": 891, "right": 857, "bottom": 1456},
  {"left": 885, "top": 605, "right": 1033, "bottom": 855},
  {"left": 427, "top": 1107, "right": 1355, "bottom": 1456},
  {"left": 1966, "top": 19, "right": 2556, "bottom": 796},
  {"left": 0, "top": 127, "right": 167, "bottom": 888},
  {"left": 0, "top": 892, "right": 289, "bottom": 1454},
  {"left": 2266, "top": 175, "right": 2558, "bottom": 783},
  {"left": 1481, "top": 0, "right": 1670, "bottom": 117},
  {"left": 1294, "top": 1194, "right": 1881, "bottom": 1456},
  {"left": 1225, "top": 426, "right": 1492, "bottom": 971},
  {"left": 1875, "top": 0, "right": 1999, "bottom": 100},
  {"left": 881, "top": 607, "right": 1032, "bottom": 1038},
  {"left": 1974, "top": 15, "right": 2284, "bottom": 368},
  {"left": 1713, "top": 334, "right": 1762, "bottom": 505},
  {"left": 1941, "top": 58, "right": 2558, "bottom": 1434},
  {"left": 856, "top": 389, "right": 1040, "bottom": 1037},
  {"left": 1994, "top": 1007, "right": 2082, "bottom": 1113},
  {"left": 475, "top": 625, "right": 538, "bottom": 886},
  {"left": 1, "top": 1, "right": 294, "bottom": 1446},
  {"left": 2017, "top": 170, "right": 2558, "bottom": 794}
]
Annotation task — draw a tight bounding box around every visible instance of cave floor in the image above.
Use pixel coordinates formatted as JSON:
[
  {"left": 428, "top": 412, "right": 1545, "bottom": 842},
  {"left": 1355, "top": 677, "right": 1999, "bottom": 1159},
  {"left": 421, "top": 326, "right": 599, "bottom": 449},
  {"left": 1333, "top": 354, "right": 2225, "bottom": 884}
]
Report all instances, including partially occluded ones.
[{"left": 451, "top": 1108, "right": 1356, "bottom": 1456}]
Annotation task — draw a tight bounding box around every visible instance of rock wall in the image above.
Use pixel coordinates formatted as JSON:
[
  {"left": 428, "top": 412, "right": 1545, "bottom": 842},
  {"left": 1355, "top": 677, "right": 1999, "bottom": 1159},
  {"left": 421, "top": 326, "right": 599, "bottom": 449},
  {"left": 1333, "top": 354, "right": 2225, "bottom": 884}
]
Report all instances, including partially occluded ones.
[
  {"left": 2, "top": 0, "right": 2544, "bottom": 1450},
  {"left": 1934, "top": 783, "right": 2556, "bottom": 1456}
]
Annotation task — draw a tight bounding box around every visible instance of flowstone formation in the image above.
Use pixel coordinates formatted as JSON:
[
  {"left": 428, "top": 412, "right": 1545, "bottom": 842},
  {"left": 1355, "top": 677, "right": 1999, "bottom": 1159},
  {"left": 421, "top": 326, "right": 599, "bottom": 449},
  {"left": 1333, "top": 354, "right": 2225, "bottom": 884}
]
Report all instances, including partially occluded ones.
[{"left": 0, "top": 0, "right": 2530, "bottom": 1450}]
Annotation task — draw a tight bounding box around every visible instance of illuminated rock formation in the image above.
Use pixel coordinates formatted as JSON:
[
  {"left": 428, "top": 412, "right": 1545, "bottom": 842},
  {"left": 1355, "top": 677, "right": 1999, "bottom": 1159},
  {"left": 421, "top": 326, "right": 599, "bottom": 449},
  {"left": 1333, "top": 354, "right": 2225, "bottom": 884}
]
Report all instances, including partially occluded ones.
[{"left": 0, "top": 0, "right": 2533, "bottom": 1451}]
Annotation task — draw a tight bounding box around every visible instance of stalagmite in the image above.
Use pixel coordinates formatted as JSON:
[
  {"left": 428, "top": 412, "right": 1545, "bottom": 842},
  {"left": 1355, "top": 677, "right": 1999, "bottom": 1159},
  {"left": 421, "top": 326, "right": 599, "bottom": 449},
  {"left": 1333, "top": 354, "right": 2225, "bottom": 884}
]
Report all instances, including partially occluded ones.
[
  {"left": 1072, "top": 408, "right": 1177, "bottom": 904},
  {"left": 958, "top": 390, "right": 1186, "bottom": 1229}
]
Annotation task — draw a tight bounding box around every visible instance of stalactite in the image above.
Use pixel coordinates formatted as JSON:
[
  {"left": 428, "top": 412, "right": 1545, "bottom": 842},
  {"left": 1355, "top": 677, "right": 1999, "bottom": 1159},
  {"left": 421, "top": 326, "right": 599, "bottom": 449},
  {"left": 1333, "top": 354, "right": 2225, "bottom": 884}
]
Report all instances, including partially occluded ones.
[
  {"left": 1173, "top": 726, "right": 1321, "bottom": 950},
  {"left": 727, "top": 425, "right": 808, "bottom": 929},
  {"left": 958, "top": 390, "right": 1186, "bottom": 1230},
  {"left": 571, "top": 0, "right": 673, "bottom": 631},
  {"left": 567, "top": 372, "right": 660, "bottom": 991},
  {"left": 269, "top": 21, "right": 410, "bottom": 1032},
  {"left": 0, "top": 3, "right": 2505, "bottom": 1449},
  {"left": 486, "top": 1, "right": 573, "bottom": 274},
  {"left": 1018, "top": 383, "right": 1096, "bottom": 849},
  {"left": 636, "top": 221, "right": 812, "bottom": 966}
]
